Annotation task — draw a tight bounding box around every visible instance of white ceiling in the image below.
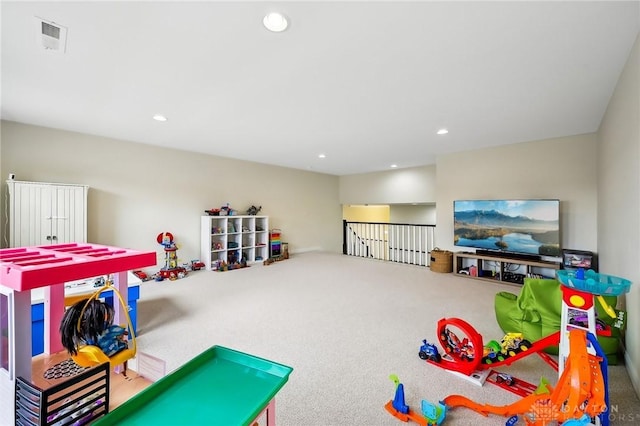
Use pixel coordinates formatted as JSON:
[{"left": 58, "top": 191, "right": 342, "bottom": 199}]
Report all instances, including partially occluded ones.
[{"left": 2, "top": 1, "right": 639, "bottom": 176}]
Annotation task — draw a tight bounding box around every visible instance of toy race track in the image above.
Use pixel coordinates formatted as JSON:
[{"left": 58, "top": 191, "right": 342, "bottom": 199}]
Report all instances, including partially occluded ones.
[
  {"left": 422, "top": 317, "right": 560, "bottom": 377},
  {"left": 385, "top": 375, "right": 447, "bottom": 426},
  {"left": 485, "top": 370, "right": 541, "bottom": 398},
  {"left": 443, "top": 329, "right": 609, "bottom": 426}
]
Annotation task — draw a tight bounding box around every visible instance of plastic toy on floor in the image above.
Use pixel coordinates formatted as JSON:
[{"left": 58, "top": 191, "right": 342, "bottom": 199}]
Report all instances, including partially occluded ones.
[
  {"left": 385, "top": 374, "right": 447, "bottom": 426},
  {"left": 420, "top": 317, "right": 559, "bottom": 378},
  {"left": 443, "top": 329, "right": 609, "bottom": 426},
  {"left": 156, "top": 232, "right": 187, "bottom": 280},
  {"left": 494, "top": 276, "right": 626, "bottom": 364},
  {"left": 418, "top": 340, "right": 441, "bottom": 362}
]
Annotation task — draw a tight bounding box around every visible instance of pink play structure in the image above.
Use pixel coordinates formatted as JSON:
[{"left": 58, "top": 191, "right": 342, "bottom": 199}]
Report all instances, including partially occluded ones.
[{"left": 0, "top": 243, "right": 156, "bottom": 425}]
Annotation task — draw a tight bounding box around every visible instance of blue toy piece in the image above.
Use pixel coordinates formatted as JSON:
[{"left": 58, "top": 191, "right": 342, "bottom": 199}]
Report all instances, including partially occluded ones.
[
  {"left": 421, "top": 399, "right": 447, "bottom": 425},
  {"left": 419, "top": 339, "right": 442, "bottom": 362},
  {"left": 562, "top": 414, "right": 592, "bottom": 425},
  {"left": 389, "top": 374, "right": 409, "bottom": 414},
  {"left": 393, "top": 383, "right": 409, "bottom": 414},
  {"left": 385, "top": 374, "right": 446, "bottom": 426}
]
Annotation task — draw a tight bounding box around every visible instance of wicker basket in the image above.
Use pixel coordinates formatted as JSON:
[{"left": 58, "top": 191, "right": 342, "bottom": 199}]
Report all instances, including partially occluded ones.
[{"left": 430, "top": 248, "right": 453, "bottom": 273}]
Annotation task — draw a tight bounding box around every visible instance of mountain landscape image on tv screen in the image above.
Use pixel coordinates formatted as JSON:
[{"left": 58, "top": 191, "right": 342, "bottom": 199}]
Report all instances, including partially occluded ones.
[{"left": 454, "top": 199, "right": 560, "bottom": 257}]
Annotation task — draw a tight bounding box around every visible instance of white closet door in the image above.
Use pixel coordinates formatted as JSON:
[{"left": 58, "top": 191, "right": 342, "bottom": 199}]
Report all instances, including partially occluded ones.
[
  {"left": 8, "top": 181, "right": 88, "bottom": 247},
  {"left": 11, "top": 183, "right": 51, "bottom": 247},
  {"left": 51, "top": 185, "right": 87, "bottom": 244}
]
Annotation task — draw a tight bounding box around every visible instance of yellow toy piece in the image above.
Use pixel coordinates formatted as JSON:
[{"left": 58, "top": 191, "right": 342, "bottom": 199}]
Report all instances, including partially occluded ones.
[
  {"left": 71, "top": 282, "right": 137, "bottom": 375},
  {"left": 596, "top": 294, "right": 617, "bottom": 318}
]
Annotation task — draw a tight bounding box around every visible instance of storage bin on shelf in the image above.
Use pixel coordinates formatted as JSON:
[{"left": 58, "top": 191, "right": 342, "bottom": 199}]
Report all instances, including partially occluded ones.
[{"left": 556, "top": 269, "right": 631, "bottom": 296}]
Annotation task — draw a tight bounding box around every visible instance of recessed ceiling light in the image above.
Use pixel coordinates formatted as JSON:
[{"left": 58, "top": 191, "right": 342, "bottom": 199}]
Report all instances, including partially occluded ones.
[
  {"left": 263, "top": 12, "right": 288, "bottom": 32},
  {"left": 437, "top": 128, "right": 448, "bottom": 135},
  {"left": 318, "top": 154, "right": 326, "bottom": 159},
  {"left": 390, "top": 164, "right": 398, "bottom": 168},
  {"left": 153, "top": 114, "right": 167, "bottom": 122}
]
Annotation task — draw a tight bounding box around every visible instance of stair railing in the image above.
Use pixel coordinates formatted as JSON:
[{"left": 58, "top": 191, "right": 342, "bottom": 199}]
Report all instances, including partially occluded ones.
[{"left": 343, "top": 220, "right": 436, "bottom": 267}]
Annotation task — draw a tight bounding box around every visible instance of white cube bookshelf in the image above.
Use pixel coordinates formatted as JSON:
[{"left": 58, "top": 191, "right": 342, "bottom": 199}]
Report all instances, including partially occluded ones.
[{"left": 200, "top": 215, "right": 269, "bottom": 270}]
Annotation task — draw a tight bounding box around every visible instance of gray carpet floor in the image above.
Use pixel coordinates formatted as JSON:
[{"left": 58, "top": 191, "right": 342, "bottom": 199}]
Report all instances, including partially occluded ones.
[{"left": 133, "top": 252, "right": 640, "bottom": 425}]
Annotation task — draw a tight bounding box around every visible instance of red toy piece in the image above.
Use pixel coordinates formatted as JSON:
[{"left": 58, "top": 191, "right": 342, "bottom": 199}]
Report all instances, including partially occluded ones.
[
  {"left": 423, "top": 317, "right": 560, "bottom": 387},
  {"left": 190, "top": 260, "right": 205, "bottom": 271},
  {"left": 419, "top": 318, "right": 560, "bottom": 396},
  {"left": 430, "top": 318, "right": 483, "bottom": 375},
  {"left": 132, "top": 270, "right": 149, "bottom": 281}
]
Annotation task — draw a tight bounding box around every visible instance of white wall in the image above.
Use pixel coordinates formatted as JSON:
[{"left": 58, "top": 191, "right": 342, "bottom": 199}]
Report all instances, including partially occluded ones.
[
  {"left": 598, "top": 33, "right": 640, "bottom": 395},
  {"left": 435, "top": 133, "right": 598, "bottom": 254},
  {"left": 0, "top": 121, "right": 342, "bottom": 265},
  {"left": 339, "top": 165, "right": 436, "bottom": 204}
]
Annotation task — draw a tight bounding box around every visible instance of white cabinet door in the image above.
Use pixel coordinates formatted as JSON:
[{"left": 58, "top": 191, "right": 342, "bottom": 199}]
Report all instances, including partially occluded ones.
[
  {"left": 7, "top": 181, "right": 88, "bottom": 247},
  {"left": 10, "top": 182, "right": 50, "bottom": 247},
  {"left": 50, "top": 185, "right": 87, "bottom": 244}
]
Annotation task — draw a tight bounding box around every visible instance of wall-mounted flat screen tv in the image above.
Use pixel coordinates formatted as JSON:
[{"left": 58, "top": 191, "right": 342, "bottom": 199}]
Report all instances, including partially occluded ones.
[{"left": 454, "top": 199, "right": 560, "bottom": 257}]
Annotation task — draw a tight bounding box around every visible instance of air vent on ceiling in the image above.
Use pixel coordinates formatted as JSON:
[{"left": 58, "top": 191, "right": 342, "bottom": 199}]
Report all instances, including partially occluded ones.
[{"left": 35, "top": 17, "right": 67, "bottom": 53}]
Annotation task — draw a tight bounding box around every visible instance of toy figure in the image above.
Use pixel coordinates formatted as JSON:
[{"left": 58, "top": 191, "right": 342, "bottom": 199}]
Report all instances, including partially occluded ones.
[
  {"left": 246, "top": 205, "right": 262, "bottom": 215},
  {"left": 60, "top": 299, "right": 128, "bottom": 357}
]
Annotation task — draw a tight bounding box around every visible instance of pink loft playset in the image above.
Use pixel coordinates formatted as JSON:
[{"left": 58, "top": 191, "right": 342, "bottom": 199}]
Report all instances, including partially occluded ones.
[
  {"left": 0, "top": 243, "right": 156, "bottom": 425},
  {"left": 1, "top": 242, "right": 293, "bottom": 426}
]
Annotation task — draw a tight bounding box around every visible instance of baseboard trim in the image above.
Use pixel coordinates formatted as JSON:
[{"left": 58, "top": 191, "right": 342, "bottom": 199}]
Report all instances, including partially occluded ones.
[
  {"left": 291, "top": 247, "right": 322, "bottom": 254},
  {"left": 624, "top": 349, "right": 640, "bottom": 398}
]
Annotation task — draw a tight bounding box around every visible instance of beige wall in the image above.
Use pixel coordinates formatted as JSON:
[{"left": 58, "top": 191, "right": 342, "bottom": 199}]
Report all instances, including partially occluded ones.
[
  {"left": 342, "top": 205, "right": 390, "bottom": 222},
  {"left": 390, "top": 204, "right": 436, "bottom": 225},
  {"left": 339, "top": 165, "right": 436, "bottom": 204},
  {"left": 342, "top": 204, "right": 435, "bottom": 225},
  {"left": 435, "top": 133, "right": 598, "bottom": 254},
  {"left": 598, "top": 33, "right": 640, "bottom": 395},
  {"left": 0, "top": 121, "right": 342, "bottom": 263}
]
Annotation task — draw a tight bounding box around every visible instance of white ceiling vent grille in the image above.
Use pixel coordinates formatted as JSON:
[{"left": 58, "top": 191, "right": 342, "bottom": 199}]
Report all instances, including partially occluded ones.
[{"left": 35, "top": 17, "right": 67, "bottom": 53}]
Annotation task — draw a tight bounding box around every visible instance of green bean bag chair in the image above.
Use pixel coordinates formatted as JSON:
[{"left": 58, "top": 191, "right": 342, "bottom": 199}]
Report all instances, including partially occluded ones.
[{"left": 494, "top": 278, "right": 623, "bottom": 364}]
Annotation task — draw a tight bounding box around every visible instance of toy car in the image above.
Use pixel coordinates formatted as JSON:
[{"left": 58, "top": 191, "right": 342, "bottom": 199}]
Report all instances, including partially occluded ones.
[
  {"left": 440, "top": 328, "right": 462, "bottom": 354},
  {"left": 440, "top": 328, "right": 476, "bottom": 361},
  {"left": 190, "top": 260, "right": 205, "bottom": 271},
  {"left": 459, "top": 343, "right": 475, "bottom": 362},
  {"left": 419, "top": 340, "right": 442, "bottom": 362},
  {"left": 500, "top": 333, "right": 531, "bottom": 357},
  {"left": 440, "top": 328, "right": 477, "bottom": 361},
  {"left": 482, "top": 340, "right": 506, "bottom": 364},
  {"left": 132, "top": 270, "right": 148, "bottom": 281},
  {"left": 569, "top": 314, "right": 607, "bottom": 331},
  {"left": 495, "top": 372, "right": 516, "bottom": 386}
]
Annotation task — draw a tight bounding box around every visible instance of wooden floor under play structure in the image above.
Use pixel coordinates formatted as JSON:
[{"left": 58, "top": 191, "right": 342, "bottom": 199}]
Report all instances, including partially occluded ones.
[{"left": 31, "top": 351, "right": 153, "bottom": 411}]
